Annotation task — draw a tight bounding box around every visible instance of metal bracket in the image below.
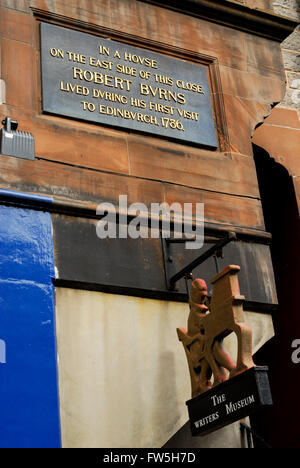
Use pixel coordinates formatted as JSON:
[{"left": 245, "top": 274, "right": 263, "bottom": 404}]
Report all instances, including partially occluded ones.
[
  {"left": 161, "top": 231, "right": 237, "bottom": 290},
  {"left": 240, "top": 422, "right": 272, "bottom": 449}
]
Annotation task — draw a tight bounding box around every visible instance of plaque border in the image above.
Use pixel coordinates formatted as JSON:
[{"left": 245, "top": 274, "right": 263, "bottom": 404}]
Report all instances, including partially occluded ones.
[{"left": 32, "top": 8, "right": 229, "bottom": 152}]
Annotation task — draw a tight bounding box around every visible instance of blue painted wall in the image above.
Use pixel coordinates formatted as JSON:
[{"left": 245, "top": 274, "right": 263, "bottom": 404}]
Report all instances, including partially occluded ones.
[{"left": 0, "top": 205, "right": 61, "bottom": 448}]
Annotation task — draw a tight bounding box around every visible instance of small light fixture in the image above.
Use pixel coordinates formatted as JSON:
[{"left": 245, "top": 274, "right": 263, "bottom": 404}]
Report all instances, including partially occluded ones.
[{"left": 0, "top": 117, "right": 35, "bottom": 160}]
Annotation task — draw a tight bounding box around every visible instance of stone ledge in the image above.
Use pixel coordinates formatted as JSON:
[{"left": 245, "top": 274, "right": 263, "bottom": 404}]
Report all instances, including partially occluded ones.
[{"left": 140, "top": 0, "right": 298, "bottom": 42}]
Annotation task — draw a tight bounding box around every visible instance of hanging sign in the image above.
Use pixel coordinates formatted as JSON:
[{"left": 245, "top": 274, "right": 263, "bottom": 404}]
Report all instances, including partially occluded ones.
[
  {"left": 186, "top": 366, "right": 272, "bottom": 436},
  {"left": 40, "top": 22, "right": 218, "bottom": 148},
  {"left": 177, "top": 265, "right": 273, "bottom": 437}
]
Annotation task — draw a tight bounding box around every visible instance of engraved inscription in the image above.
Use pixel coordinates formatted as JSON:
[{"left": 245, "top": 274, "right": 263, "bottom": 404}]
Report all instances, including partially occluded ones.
[{"left": 41, "top": 23, "right": 218, "bottom": 148}]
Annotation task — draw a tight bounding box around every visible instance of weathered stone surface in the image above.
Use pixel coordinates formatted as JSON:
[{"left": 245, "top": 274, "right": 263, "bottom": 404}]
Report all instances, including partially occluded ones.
[
  {"left": 283, "top": 50, "right": 300, "bottom": 71},
  {"left": 273, "top": 4, "right": 300, "bottom": 19},
  {"left": 127, "top": 135, "right": 260, "bottom": 197},
  {"left": 265, "top": 105, "right": 300, "bottom": 127},
  {"left": 0, "top": 0, "right": 289, "bottom": 232},
  {"left": 252, "top": 0, "right": 300, "bottom": 231},
  {"left": 279, "top": 88, "right": 300, "bottom": 111},
  {"left": 272, "top": 0, "right": 300, "bottom": 118},
  {"left": 286, "top": 71, "right": 300, "bottom": 87},
  {"left": 31, "top": 117, "right": 130, "bottom": 175},
  {"left": 1, "top": 0, "right": 29, "bottom": 12},
  {"left": 1, "top": 39, "right": 33, "bottom": 109},
  {"left": 164, "top": 183, "right": 265, "bottom": 229},
  {"left": 282, "top": 28, "right": 300, "bottom": 50},
  {"left": 252, "top": 107, "right": 300, "bottom": 176},
  {"left": 246, "top": 0, "right": 274, "bottom": 10},
  {"left": 0, "top": 153, "right": 265, "bottom": 229},
  {"left": 220, "top": 66, "right": 286, "bottom": 103},
  {"left": 223, "top": 94, "right": 273, "bottom": 155},
  {"left": 0, "top": 8, "right": 32, "bottom": 43},
  {"left": 246, "top": 33, "right": 286, "bottom": 79},
  {"left": 273, "top": 0, "right": 300, "bottom": 10},
  {"left": 293, "top": 176, "right": 300, "bottom": 213}
]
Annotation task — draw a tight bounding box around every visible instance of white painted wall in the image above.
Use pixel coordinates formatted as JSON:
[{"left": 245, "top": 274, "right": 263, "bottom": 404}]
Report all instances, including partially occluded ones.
[{"left": 55, "top": 288, "right": 274, "bottom": 448}]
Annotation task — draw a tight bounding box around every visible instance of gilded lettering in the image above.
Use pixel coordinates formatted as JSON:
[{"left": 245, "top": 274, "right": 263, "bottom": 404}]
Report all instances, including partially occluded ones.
[
  {"left": 73, "top": 67, "right": 132, "bottom": 91},
  {"left": 116, "top": 64, "right": 137, "bottom": 77},
  {"left": 154, "top": 74, "right": 173, "bottom": 86},
  {"left": 97, "top": 104, "right": 160, "bottom": 126},
  {"left": 50, "top": 48, "right": 64, "bottom": 58},
  {"left": 176, "top": 80, "right": 205, "bottom": 94},
  {"left": 140, "top": 84, "right": 186, "bottom": 105},
  {"left": 60, "top": 80, "right": 89, "bottom": 96},
  {"left": 89, "top": 57, "right": 113, "bottom": 70},
  {"left": 124, "top": 52, "right": 158, "bottom": 69},
  {"left": 99, "top": 45, "right": 110, "bottom": 56},
  {"left": 67, "top": 51, "right": 86, "bottom": 63},
  {"left": 92, "top": 89, "right": 128, "bottom": 104}
]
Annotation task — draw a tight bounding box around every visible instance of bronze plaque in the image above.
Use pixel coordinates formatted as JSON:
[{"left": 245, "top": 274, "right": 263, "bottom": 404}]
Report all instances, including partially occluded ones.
[{"left": 40, "top": 22, "right": 218, "bottom": 148}]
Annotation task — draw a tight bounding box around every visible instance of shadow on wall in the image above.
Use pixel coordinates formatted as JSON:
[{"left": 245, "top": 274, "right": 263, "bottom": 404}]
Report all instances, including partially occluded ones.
[
  {"left": 151, "top": 302, "right": 185, "bottom": 446},
  {"left": 250, "top": 143, "right": 300, "bottom": 448}
]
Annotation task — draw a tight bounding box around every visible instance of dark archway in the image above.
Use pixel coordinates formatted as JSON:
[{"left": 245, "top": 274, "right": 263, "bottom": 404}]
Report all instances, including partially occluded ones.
[{"left": 250, "top": 144, "right": 300, "bottom": 448}]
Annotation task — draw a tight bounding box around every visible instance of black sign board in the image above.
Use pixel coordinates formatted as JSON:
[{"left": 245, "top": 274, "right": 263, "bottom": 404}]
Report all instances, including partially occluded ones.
[
  {"left": 186, "top": 367, "right": 273, "bottom": 437},
  {"left": 40, "top": 22, "right": 218, "bottom": 148}
]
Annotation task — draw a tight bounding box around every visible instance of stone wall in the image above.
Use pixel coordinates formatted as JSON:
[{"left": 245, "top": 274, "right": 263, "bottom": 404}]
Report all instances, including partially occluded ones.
[
  {"left": 0, "top": 0, "right": 289, "bottom": 232},
  {"left": 225, "top": 0, "right": 273, "bottom": 9},
  {"left": 251, "top": 1, "right": 299, "bottom": 449},
  {"left": 273, "top": 0, "right": 300, "bottom": 116},
  {"left": 253, "top": 0, "right": 299, "bottom": 208},
  {"left": 239, "top": 0, "right": 274, "bottom": 10}
]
